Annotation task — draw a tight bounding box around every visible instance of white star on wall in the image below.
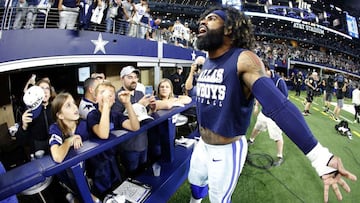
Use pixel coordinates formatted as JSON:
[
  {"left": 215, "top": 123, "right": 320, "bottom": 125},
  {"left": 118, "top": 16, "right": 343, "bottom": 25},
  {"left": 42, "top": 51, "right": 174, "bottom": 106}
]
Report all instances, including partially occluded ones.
[
  {"left": 91, "top": 33, "right": 109, "bottom": 54},
  {"left": 191, "top": 51, "right": 196, "bottom": 60}
]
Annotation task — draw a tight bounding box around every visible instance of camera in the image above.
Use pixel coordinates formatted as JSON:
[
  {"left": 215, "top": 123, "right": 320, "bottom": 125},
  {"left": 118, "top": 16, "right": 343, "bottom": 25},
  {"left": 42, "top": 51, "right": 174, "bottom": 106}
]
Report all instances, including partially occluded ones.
[{"left": 335, "top": 74, "right": 346, "bottom": 88}]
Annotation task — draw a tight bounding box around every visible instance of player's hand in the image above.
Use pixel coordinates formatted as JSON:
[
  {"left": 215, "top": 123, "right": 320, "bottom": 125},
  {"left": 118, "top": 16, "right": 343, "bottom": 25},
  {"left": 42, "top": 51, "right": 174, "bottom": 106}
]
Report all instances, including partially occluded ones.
[{"left": 321, "top": 156, "right": 357, "bottom": 203}]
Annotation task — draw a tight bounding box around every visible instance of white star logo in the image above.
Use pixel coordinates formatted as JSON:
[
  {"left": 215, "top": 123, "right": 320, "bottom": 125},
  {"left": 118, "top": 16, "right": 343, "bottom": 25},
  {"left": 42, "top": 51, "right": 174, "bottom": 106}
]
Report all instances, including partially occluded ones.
[
  {"left": 191, "top": 51, "right": 196, "bottom": 60},
  {"left": 91, "top": 33, "right": 109, "bottom": 54}
]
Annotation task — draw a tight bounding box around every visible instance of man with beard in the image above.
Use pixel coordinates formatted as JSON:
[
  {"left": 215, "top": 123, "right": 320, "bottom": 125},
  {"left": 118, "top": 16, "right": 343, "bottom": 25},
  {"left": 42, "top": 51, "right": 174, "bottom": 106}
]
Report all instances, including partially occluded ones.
[
  {"left": 188, "top": 6, "right": 356, "bottom": 203},
  {"left": 112, "top": 66, "right": 155, "bottom": 177}
]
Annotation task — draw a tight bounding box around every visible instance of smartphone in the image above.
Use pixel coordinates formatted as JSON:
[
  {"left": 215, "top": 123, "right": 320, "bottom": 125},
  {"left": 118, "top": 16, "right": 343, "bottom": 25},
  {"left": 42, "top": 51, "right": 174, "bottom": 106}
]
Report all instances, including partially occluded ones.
[{"left": 145, "top": 86, "right": 153, "bottom": 95}]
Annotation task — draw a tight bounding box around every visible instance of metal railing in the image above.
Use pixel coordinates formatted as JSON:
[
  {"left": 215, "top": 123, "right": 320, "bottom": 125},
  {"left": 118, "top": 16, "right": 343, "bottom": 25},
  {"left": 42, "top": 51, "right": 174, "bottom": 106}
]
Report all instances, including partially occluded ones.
[{"left": 0, "top": 102, "right": 195, "bottom": 202}]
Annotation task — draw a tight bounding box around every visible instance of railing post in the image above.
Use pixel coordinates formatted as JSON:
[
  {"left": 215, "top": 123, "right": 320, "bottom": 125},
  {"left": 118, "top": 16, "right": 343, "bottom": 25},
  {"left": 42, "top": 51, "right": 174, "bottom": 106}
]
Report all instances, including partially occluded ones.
[
  {"left": 43, "top": 8, "right": 50, "bottom": 29},
  {"left": 159, "top": 116, "right": 176, "bottom": 162},
  {"left": 69, "top": 163, "right": 93, "bottom": 203}
]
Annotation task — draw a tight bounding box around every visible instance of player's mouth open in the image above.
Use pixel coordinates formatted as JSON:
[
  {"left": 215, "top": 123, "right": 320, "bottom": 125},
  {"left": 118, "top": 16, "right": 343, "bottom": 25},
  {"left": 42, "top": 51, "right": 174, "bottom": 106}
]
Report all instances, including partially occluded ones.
[{"left": 198, "top": 26, "right": 207, "bottom": 37}]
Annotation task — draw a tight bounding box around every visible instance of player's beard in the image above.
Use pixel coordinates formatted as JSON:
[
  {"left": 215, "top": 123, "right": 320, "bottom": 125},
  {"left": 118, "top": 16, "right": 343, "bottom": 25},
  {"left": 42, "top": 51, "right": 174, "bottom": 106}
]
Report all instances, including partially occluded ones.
[{"left": 196, "top": 26, "right": 224, "bottom": 51}]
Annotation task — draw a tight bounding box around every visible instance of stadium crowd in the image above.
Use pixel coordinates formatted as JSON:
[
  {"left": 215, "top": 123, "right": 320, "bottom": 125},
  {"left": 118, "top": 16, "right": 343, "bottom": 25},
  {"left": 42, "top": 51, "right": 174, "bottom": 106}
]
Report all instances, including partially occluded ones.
[{"left": 1, "top": 0, "right": 359, "bottom": 77}]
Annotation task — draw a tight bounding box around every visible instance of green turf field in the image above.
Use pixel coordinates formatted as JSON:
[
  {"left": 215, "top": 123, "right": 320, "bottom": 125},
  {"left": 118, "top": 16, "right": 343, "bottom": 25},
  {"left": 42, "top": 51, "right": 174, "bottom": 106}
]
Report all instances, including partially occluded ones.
[{"left": 169, "top": 91, "right": 360, "bottom": 203}]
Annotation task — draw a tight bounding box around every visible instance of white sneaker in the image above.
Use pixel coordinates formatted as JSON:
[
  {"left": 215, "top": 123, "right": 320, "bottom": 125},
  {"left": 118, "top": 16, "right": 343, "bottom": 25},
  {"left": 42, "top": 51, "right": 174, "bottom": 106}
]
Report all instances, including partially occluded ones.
[
  {"left": 247, "top": 139, "right": 254, "bottom": 145},
  {"left": 273, "top": 157, "right": 284, "bottom": 166}
]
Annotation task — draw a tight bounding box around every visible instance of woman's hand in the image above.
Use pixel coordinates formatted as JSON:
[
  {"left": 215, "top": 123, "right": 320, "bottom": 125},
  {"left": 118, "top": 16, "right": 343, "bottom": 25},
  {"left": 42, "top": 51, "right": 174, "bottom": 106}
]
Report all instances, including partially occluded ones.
[{"left": 21, "top": 109, "right": 33, "bottom": 130}]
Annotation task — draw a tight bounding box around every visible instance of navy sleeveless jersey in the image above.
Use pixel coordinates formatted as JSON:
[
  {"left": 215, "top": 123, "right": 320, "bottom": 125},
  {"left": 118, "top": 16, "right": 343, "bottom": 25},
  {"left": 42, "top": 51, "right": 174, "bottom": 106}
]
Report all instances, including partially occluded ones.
[{"left": 196, "top": 48, "right": 254, "bottom": 137}]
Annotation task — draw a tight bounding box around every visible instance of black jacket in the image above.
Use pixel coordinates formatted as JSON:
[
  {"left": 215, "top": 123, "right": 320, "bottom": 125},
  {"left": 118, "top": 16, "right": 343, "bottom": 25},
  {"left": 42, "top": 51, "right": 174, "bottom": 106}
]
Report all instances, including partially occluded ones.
[{"left": 15, "top": 104, "right": 54, "bottom": 154}]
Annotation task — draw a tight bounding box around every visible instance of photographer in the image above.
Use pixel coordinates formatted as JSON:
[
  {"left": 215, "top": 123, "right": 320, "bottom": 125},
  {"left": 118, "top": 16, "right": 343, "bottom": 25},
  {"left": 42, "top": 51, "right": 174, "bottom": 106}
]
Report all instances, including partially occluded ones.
[
  {"left": 185, "top": 56, "right": 205, "bottom": 97},
  {"left": 352, "top": 84, "right": 360, "bottom": 123},
  {"left": 303, "top": 75, "right": 318, "bottom": 116},
  {"left": 293, "top": 71, "right": 304, "bottom": 96},
  {"left": 324, "top": 75, "right": 335, "bottom": 113},
  {"left": 332, "top": 75, "right": 348, "bottom": 122}
]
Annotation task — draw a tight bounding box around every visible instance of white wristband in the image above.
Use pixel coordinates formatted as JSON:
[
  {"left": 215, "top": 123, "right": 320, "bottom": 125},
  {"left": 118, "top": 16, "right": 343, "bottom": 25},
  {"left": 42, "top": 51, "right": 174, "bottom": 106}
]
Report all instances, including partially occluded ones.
[{"left": 306, "top": 143, "right": 336, "bottom": 177}]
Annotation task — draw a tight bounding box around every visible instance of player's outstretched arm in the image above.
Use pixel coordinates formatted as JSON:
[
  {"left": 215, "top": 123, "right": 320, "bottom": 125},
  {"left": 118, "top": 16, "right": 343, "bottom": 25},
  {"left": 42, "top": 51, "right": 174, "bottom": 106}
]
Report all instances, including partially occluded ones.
[{"left": 237, "top": 51, "right": 357, "bottom": 203}]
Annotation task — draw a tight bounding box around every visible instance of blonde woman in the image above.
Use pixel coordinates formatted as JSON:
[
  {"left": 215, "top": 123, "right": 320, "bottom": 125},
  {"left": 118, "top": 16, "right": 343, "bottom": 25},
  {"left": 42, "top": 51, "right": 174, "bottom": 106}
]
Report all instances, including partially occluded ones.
[
  {"left": 155, "top": 78, "right": 192, "bottom": 111},
  {"left": 148, "top": 79, "right": 192, "bottom": 161}
]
